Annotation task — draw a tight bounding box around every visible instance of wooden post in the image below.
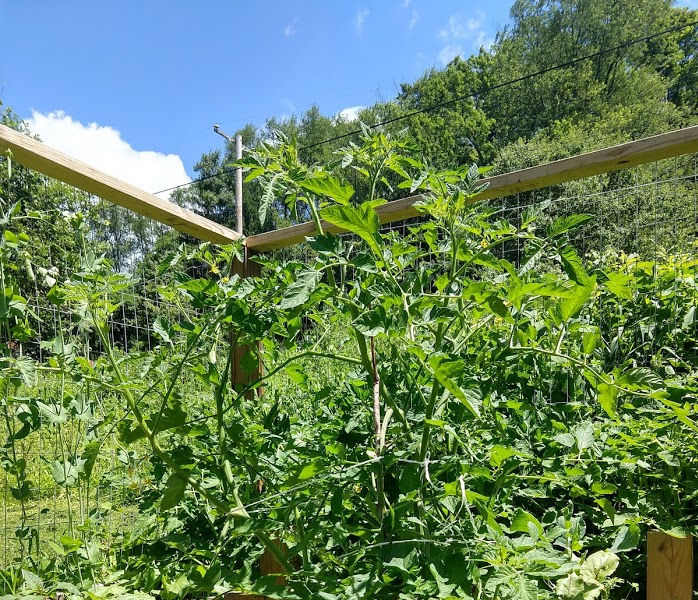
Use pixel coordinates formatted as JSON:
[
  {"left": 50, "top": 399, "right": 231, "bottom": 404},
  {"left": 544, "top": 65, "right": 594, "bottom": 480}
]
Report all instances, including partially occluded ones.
[
  {"left": 647, "top": 530, "right": 693, "bottom": 600},
  {"left": 230, "top": 249, "right": 286, "bottom": 598},
  {"left": 231, "top": 249, "right": 261, "bottom": 394}
]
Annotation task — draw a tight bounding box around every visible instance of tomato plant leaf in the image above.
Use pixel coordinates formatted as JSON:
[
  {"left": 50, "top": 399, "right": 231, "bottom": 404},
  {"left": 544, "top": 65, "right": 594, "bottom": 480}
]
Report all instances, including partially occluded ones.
[
  {"left": 281, "top": 460, "right": 323, "bottom": 489},
  {"left": 161, "top": 473, "right": 187, "bottom": 511},
  {"left": 321, "top": 202, "right": 382, "bottom": 257},
  {"left": 299, "top": 174, "right": 354, "bottom": 205},
  {"left": 548, "top": 214, "right": 593, "bottom": 237},
  {"left": 604, "top": 272, "right": 633, "bottom": 300},
  {"left": 428, "top": 356, "right": 481, "bottom": 417},
  {"left": 279, "top": 269, "right": 322, "bottom": 310},
  {"left": 559, "top": 245, "right": 592, "bottom": 286}
]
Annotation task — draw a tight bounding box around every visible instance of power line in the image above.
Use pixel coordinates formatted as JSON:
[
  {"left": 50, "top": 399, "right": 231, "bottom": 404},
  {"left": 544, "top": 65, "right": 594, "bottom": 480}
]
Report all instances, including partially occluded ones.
[{"left": 154, "top": 18, "right": 698, "bottom": 196}]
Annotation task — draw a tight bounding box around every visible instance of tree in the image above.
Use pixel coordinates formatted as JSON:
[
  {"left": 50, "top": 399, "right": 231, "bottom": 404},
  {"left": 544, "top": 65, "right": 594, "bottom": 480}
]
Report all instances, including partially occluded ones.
[
  {"left": 483, "top": 0, "right": 691, "bottom": 145},
  {"left": 396, "top": 52, "right": 496, "bottom": 167}
]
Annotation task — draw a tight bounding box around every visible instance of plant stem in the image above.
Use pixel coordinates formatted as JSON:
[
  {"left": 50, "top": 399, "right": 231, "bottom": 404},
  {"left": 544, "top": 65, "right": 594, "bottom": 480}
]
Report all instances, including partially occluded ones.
[{"left": 371, "top": 337, "right": 385, "bottom": 527}]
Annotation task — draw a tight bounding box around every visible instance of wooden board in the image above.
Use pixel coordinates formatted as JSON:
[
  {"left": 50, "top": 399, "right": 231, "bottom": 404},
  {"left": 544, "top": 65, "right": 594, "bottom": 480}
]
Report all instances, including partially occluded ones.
[
  {"left": 230, "top": 250, "right": 263, "bottom": 395},
  {"left": 246, "top": 125, "right": 698, "bottom": 252},
  {"left": 647, "top": 530, "right": 693, "bottom": 600},
  {"left": 0, "top": 123, "right": 239, "bottom": 244}
]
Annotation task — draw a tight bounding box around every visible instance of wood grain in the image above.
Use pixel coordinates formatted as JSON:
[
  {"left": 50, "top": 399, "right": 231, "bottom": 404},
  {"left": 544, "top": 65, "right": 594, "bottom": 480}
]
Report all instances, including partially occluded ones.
[
  {"left": 246, "top": 124, "right": 698, "bottom": 252},
  {"left": 0, "top": 123, "right": 239, "bottom": 244},
  {"left": 647, "top": 530, "right": 693, "bottom": 600},
  {"left": 230, "top": 250, "right": 263, "bottom": 395}
]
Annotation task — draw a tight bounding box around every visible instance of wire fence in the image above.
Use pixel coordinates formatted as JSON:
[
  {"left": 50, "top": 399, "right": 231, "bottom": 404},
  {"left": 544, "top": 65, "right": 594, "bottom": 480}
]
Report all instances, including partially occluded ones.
[
  {"left": 0, "top": 149, "right": 696, "bottom": 569},
  {"left": 0, "top": 168, "right": 208, "bottom": 568}
]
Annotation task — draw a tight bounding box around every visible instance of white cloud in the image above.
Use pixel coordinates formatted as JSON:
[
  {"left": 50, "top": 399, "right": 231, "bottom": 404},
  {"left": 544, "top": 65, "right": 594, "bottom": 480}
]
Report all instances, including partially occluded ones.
[
  {"left": 438, "top": 45, "right": 463, "bottom": 66},
  {"left": 284, "top": 18, "right": 298, "bottom": 37},
  {"left": 354, "top": 9, "right": 369, "bottom": 34},
  {"left": 408, "top": 9, "right": 420, "bottom": 31},
  {"left": 26, "top": 111, "right": 190, "bottom": 199},
  {"left": 437, "top": 12, "right": 493, "bottom": 65},
  {"left": 336, "top": 106, "right": 366, "bottom": 122},
  {"left": 402, "top": 0, "right": 412, "bottom": 7}
]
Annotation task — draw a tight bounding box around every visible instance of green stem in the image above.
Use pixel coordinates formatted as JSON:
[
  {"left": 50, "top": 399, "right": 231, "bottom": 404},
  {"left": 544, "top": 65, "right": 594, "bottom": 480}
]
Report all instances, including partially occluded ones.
[
  {"left": 307, "top": 199, "right": 337, "bottom": 289},
  {"left": 94, "top": 318, "right": 237, "bottom": 516}
]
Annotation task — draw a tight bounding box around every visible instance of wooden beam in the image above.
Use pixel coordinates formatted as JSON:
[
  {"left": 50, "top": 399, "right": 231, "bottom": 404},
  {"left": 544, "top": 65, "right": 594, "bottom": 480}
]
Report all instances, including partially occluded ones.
[
  {"left": 647, "top": 530, "right": 693, "bottom": 600},
  {"left": 246, "top": 125, "right": 698, "bottom": 252},
  {"left": 0, "top": 123, "right": 239, "bottom": 244}
]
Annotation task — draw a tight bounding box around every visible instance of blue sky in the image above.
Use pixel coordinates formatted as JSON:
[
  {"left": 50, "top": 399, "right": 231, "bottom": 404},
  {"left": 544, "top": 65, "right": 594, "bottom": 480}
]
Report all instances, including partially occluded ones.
[{"left": 0, "top": 1, "right": 513, "bottom": 196}]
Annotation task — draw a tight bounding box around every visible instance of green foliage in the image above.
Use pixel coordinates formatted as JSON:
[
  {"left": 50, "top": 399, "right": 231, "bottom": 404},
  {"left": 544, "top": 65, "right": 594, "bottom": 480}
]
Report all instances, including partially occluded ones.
[{"left": 0, "top": 126, "right": 693, "bottom": 600}]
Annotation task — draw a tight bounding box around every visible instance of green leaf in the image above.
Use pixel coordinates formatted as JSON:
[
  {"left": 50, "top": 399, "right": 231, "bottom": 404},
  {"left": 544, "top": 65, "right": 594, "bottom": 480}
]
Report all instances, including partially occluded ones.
[
  {"left": 611, "top": 523, "right": 640, "bottom": 553},
  {"left": 285, "top": 363, "right": 308, "bottom": 388},
  {"left": 37, "top": 400, "right": 69, "bottom": 425},
  {"left": 559, "top": 279, "right": 596, "bottom": 321},
  {"left": 13, "top": 356, "right": 37, "bottom": 387},
  {"left": 511, "top": 509, "right": 543, "bottom": 534},
  {"left": 281, "top": 460, "right": 323, "bottom": 489},
  {"left": 153, "top": 317, "right": 173, "bottom": 344},
  {"left": 428, "top": 355, "right": 481, "bottom": 417},
  {"left": 490, "top": 445, "right": 516, "bottom": 467},
  {"left": 555, "top": 573, "right": 600, "bottom": 600},
  {"left": 554, "top": 433, "right": 576, "bottom": 447},
  {"left": 69, "top": 393, "right": 93, "bottom": 422},
  {"left": 118, "top": 403, "right": 187, "bottom": 444},
  {"left": 299, "top": 174, "right": 354, "bottom": 205},
  {"left": 241, "top": 350, "right": 258, "bottom": 375},
  {"left": 559, "top": 245, "right": 591, "bottom": 286},
  {"left": 51, "top": 460, "right": 79, "bottom": 487},
  {"left": 10, "top": 481, "right": 30, "bottom": 500},
  {"left": 658, "top": 450, "right": 679, "bottom": 467},
  {"left": 81, "top": 442, "right": 101, "bottom": 480},
  {"left": 279, "top": 269, "right": 322, "bottom": 310},
  {"left": 59, "top": 535, "right": 83, "bottom": 553},
  {"left": 161, "top": 473, "right": 187, "bottom": 511},
  {"left": 604, "top": 272, "right": 633, "bottom": 300},
  {"left": 21, "top": 570, "right": 43, "bottom": 591},
  {"left": 321, "top": 202, "right": 382, "bottom": 257},
  {"left": 46, "top": 285, "right": 67, "bottom": 306},
  {"left": 617, "top": 367, "right": 663, "bottom": 390},
  {"left": 591, "top": 482, "right": 617, "bottom": 495},
  {"left": 581, "top": 550, "right": 619, "bottom": 583},
  {"left": 597, "top": 383, "right": 618, "bottom": 417},
  {"left": 572, "top": 421, "right": 594, "bottom": 451},
  {"left": 582, "top": 329, "right": 599, "bottom": 355},
  {"left": 179, "top": 278, "right": 219, "bottom": 295},
  {"left": 353, "top": 305, "right": 388, "bottom": 336},
  {"left": 549, "top": 214, "right": 593, "bottom": 237},
  {"left": 259, "top": 172, "right": 282, "bottom": 226}
]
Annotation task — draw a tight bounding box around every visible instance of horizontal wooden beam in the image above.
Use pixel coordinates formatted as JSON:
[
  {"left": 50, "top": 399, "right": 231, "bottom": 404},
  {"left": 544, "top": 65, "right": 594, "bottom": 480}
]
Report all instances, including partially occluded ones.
[
  {"left": 0, "top": 124, "right": 240, "bottom": 244},
  {"left": 246, "top": 125, "right": 698, "bottom": 252}
]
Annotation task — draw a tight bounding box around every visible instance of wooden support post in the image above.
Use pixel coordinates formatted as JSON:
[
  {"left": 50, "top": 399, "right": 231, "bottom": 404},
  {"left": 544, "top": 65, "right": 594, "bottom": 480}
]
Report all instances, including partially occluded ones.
[
  {"left": 230, "top": 249, "right": 286, "bottom": 598},
  {"left": 647, "top": 530, "right": 693, "bottom": 600},
  {"left": 231, "top": 249, "right": 262, "bottom": 395}
]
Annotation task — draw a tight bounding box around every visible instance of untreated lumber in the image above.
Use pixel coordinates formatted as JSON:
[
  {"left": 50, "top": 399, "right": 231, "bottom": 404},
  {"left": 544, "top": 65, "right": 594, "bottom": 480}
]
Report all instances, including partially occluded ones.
[
  {"left": 246, "top": 125, "right": 698, "bottom": 252},
  {"left": 0, "top": 123, "right": 239, "bottom": 244},
  {"left": 647, "top": 530, "right": 693, "bottom": 600}
]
